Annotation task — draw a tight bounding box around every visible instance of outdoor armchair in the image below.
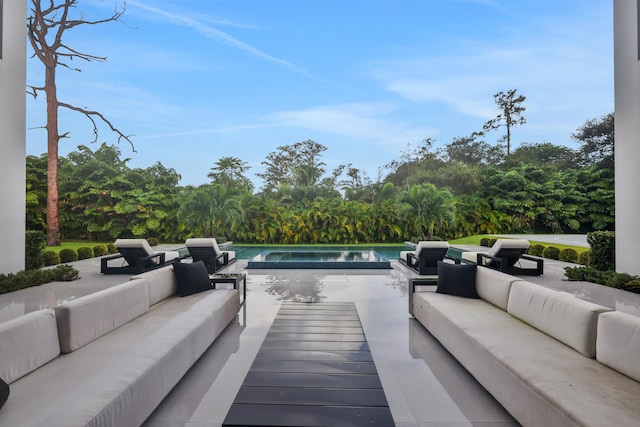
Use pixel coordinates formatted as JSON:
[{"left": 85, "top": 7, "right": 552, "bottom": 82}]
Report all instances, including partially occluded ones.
[
  {"left": 461, "top": 238, "right": 543, "bottom": 276},
  {"left": 101, "top": 239, "right": 180, "bottom": 274},
  {"left": 400, "top": 241, "right": 454, "bottom": 275},
  {"left": 185, "top": 238, "right": 236, "bottom": 274}
]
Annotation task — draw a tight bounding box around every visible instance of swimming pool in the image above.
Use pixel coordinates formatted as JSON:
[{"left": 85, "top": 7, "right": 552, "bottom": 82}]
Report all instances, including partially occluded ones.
[
  {"left": 246, "top": 249, "right": 392, "bottom": 269},
  {"left": 225, "top": 244, "right": 414, "bottom": 260}
]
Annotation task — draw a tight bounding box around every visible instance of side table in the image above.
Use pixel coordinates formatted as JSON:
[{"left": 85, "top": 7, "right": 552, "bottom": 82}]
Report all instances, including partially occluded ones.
[{"left": 210, "top": 272, "right": 247, "bottom": 304}]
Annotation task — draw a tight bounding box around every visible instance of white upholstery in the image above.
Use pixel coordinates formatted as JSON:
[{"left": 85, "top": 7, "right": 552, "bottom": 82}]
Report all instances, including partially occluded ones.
[
  {"left": 400, "top": 241, "right": 449, "bottom": 260},
  {"left": 114, "top": 238, "right": 179, "bottom": 263},
  {"left": 413, "top": 288, "right": 640, "bottom": 427},
  {"left": 54, "top": 279, "right": 150, "bottom": 353},
  {"left": 461, "top": 239, "right": 530, "bottom": 265},
  {"left": 132, "top": 265, "right": 178, "bottom": 306},
  {"left": 475, "top": 266, "right": 518, "bottom": 310},
  {"left": 185, "top": 238, "right": 236, "bottom": 261},
  {"left": 486, "top": 238, "right": 530, "bottom": 257},
  {"left": 0, "top": 310, "right": 60, "bottom": 384},
  {"left": 507, "top": 281, "right": 611, "bottom": 357},
  {"left": 0, "top": 267, "right": 241, "bottom": 427},
  {"left": 597, "top": 311, "right": 640, "bottom": 382}
]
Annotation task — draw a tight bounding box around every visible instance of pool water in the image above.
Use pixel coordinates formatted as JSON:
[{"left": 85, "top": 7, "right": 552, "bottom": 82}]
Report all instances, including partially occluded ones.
[
  {"left": 227, "top": 244, "right": 413, "bottom": 260},
  {"left": 246, "top": 249, "right": 392, "bottom": 269}
]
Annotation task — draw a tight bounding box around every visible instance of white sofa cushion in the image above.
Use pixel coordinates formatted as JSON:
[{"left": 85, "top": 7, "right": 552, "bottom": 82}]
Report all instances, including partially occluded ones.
[
  {"left": 132, "top": 265, "right": 178, "bottom": 306},
  {"left": 413, "top": 290, "right": 640, "bottom": 427},
  {"left": 0, "top": 289, "right": 240, "bottom": 427},
  {"left": 475, "top": 267, "right": 518, "bottom": 310},
  {"left": 54, "top": 279, "right": 150, "bottom": 353},
  {"left": 507, "top": 281, "right": 612, "bottom": 357},
  {"left": 0, "top": 310, "right": 60, "bottom": 384},
  {"left": 596, "top": 311, "right": 640, "bottom": 382}
]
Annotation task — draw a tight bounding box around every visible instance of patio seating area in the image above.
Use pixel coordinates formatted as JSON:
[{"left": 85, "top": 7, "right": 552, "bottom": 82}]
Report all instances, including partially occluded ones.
[{"left": 1, "top": 240, "right": 640, "bottom": 426}]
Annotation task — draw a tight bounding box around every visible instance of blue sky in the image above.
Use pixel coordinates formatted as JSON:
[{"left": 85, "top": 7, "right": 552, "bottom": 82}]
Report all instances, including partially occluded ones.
[{"left": 26, "top": 0, "right": 613, "bottom": 188}]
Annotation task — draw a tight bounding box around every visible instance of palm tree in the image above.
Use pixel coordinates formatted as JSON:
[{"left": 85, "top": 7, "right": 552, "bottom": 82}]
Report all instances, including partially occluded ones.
[
  {"left": 178, "top": 184, "right": 241, "bottom": 238},
  {"left": 399, "top": 183, "right": 455, "bottom": 240}
]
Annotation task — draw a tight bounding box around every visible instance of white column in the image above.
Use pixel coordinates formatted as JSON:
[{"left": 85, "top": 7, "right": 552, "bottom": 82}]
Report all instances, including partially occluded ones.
[
  {"left": 0, "top": 0, "right": 27, "bottom": 273},
  {"left": 614, "top": 0, "right": 640, "bottom": 274}
]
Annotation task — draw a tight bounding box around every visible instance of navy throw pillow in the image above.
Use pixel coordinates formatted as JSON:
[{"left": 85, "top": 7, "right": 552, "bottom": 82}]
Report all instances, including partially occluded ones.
[
  {"left": 0, "top": 377, "right": 9, "bottom": 411},
  {"left": 173, "top": 261, "right": 213, "bottom": 297},
  {"left": 436, "top": 261, "right": 479, "bottom": 299}
]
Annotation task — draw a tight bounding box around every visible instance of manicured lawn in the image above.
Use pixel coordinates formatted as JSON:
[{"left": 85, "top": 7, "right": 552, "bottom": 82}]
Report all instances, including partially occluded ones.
[
  {"left": 449, "top": 235, "right": 588, "bottom": 253},
  {"left": 45, "top": 241, "right": 112, "bottom": 253}
]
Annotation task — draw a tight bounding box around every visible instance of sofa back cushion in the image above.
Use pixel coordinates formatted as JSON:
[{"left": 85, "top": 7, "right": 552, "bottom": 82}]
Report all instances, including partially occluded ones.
[
  {"left": 596, "top": 311, "right": 640, "bottom": 382},
  {"left": 0, "top": 310, "right": 60, "bottom": 383},
  {"left": 507, "top": 281, "right": 612, "bottom": 358},
  {"left": 131, "top": 265, "right": 178, "bottom": 306},
  {"left": 475, "top": 267, "right": 517, "bottom": 310},
  {"left": 54, "top": 280, "right": 149, "bottom": 353}
]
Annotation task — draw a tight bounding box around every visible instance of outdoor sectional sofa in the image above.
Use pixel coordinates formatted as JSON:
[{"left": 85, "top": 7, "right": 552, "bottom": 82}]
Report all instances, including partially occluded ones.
[
  {"left": 0, "top": 264, "right": 241, "bottom": 426},
  {"left": 411, "top": 265, "right": 640, "bottom": 427}
]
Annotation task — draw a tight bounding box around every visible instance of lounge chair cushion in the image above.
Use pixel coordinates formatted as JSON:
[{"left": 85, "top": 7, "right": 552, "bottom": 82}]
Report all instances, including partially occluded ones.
[
  {"left": 462, "top": 239, "right": 531, "bottom": 266},
  {"left": 436, "top": 261, "right": 478, "bottom": 299},
  {"left": 185, "top": 238, "right": 236, "bottom": 261},
  {"left": 173, "top": 261, "right": 214, "bottom": 297},
  {"left": 114, "top": 239, "right": 179, "bottom": 265},
  {"left": 486, "top": 239, "right": 530, "bottom": 257}
]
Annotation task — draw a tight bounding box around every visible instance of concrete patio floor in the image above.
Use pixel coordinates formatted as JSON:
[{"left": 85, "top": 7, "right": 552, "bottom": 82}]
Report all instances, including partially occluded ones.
[{"left": 1, "top": 244, "right": 639, "bottom": 426}]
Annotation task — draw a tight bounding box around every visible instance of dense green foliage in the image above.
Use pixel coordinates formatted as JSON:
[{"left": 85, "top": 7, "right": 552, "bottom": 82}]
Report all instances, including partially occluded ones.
[
  {"left": 586, "top": 231, "right": 615, "bottom": 271},
  {"left": 26, "top": 112, "right": 614, "bottom": 245},
  {"left": 0, "top": 265, "right": 79, "bottom": 295},
  {"left": 25, "top": 230, "right": 46, "bottom": 270}
]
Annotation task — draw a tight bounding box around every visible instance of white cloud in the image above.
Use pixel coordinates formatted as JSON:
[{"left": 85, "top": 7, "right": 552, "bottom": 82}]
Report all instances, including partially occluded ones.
[{"left": 266, "top": 103, "right": 433, "bottom": 150}]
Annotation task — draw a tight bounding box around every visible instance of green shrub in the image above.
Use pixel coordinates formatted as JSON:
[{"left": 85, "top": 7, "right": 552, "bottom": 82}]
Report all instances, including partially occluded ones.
[
  {"left": 147, "top": 237, "right": 159, "bottom": 246},
  {"left": 605, "top": 273, "right": 636, "bottom": 288},
  {"left": 25, "top": 230, "right": 46, "bottom": 270},
  {"left": 77, "top": 246, "right": 94, "bottom": 260},
  {"left": 587, "top": 231, "right": 615, "bottom": 271},
  {"left": 217, "top": 236, "right": 227, "bottom": 243},
  {"left": 559, "top": 248, "right": 579, "bottom": 263},
  {"left": 0, "top": 265, "right": 79, "bottom": 295},
  {"left": 107, "top": 243, "right": 118, "bottom": 254},
  {"left": 564, "top": 266, "right": 612, "bottom": 284},
  {"left": 487, "top": 238, "right": 498, "bottom": 247},
  {"left": 578, "top": 250, "right": 590, "bottom": 266},
  {"left": 621, "top": 279, "right": 640, "bottom": 293},
  {"left": 542, "top": 246, "right": 561, "bottom": 260},
  {"left": 42, "top": 250, "right": 60, "bottom": 266},
  {"left": 528, "top": 244, "right": 545, "bottom": 257},
  {"left": 59, "top": 248, "right": 78, "bottom": 263},
  {"left": 93, "top": 245, "right": 108, "bottom": 256},
  {"left": 480, "top": 237, "right": 490, "bottom": 247}
]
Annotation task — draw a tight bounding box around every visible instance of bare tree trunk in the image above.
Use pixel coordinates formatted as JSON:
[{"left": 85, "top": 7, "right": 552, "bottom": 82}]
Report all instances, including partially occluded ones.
[{"left": 45, "top": 63, "right": 60, "bottom": 246}]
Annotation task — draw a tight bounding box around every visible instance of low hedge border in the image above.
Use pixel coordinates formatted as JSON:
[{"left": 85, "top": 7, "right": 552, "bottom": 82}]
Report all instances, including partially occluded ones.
[{"left": 0, "top": 265, "right": 80, "bottom": 295}]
